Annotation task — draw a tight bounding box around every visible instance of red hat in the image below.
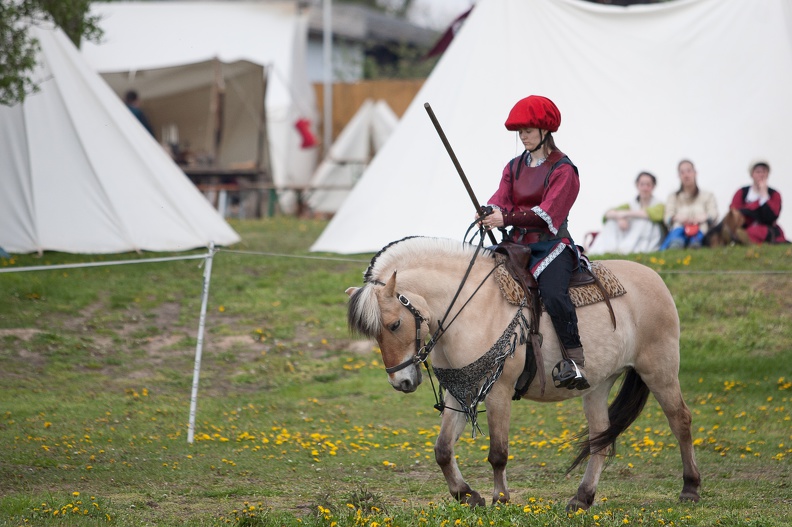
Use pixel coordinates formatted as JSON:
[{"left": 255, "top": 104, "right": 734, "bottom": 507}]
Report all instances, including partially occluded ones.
[{"left": 504, "top": 95, "right": 561, "bottom": 132}]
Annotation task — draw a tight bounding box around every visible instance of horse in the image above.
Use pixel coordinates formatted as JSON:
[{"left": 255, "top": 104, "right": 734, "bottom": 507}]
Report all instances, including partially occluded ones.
[{"left": 345, "top": 236, "right": 701, "bottom": 511}]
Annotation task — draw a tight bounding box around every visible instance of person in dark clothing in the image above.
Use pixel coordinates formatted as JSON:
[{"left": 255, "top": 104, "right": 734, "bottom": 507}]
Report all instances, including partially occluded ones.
[
  {"left": 124, "top": 90, "right": 155, "bottom": 137},
  {"left": 722, "top": 160, "right": 786, "bottom": 244}
]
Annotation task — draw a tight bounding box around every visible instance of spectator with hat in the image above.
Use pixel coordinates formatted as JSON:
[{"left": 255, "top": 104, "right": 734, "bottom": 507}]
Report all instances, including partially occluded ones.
[{"left": 715, "top": 160, "right": 786, "bottom": 245}]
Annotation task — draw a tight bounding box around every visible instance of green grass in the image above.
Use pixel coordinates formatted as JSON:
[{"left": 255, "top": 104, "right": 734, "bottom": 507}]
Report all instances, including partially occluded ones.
[{"left": 1, "top": 218, "right": 790, "bottom": 526}]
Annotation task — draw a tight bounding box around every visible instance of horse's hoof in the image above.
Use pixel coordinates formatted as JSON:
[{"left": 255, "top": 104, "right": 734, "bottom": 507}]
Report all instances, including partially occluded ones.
[
  {"left": 492, "top": 492, "right": 510, "bottom": 505},
  {"left": 461, "top": 491, "right": 486, "bottom": 508},
  {"left": 565, "top": 497, "right": 591, "bottom": 512},
  {"left": 679, "top": 491, "right": 700, "bottom": 503}
]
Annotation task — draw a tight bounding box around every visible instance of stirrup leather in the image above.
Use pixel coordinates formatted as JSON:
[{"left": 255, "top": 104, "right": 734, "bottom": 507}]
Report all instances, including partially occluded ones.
[{"left": 552, "top": 359, "right": 590, "bottom": 390}]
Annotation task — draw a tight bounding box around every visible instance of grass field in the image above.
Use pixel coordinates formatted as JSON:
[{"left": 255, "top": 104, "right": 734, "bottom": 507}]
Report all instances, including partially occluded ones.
[{"left": 1, "top": 218, "right": 790, "bottom": 526}]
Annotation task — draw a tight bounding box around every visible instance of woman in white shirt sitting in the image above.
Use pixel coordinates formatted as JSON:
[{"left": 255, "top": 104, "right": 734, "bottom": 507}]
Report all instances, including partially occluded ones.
[{"left": 588, "top": 171, "right": 665, "bottom": 255}]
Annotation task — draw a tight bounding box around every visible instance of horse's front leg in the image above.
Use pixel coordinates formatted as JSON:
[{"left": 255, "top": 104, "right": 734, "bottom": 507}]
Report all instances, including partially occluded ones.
[
  {"left": 435, "top": 394, "right": 486, "bottom": 507},
  {"left": 485, "top": 382, "right": 513, "bottom": 504},
  {"left": 567, "top": 383, "right": 613, "bottom": 512}
]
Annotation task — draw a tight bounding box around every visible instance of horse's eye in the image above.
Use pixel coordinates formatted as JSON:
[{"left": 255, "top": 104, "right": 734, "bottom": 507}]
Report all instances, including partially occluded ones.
[{"left": 389, "top": 320, "right": 401, "bottom": 332}]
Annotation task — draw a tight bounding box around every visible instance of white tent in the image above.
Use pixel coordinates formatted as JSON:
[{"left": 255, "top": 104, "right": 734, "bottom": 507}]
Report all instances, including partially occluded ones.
[
  {"left": 0, "top": 25, "right": 240, "bottom": 254},
  {"left": 311, "top": 0, "right": 792, "bottom": 254},
  {"left": 308, "top": 99, "right": 399, "bottom": 214},
  {"left": 81, "top": 1, "right": 318, "bottom": 205}
]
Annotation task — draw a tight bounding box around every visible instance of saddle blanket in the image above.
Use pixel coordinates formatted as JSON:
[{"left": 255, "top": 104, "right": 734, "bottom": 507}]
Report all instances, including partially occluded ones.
[{"left": 494, "top": 256, "right": 626, "bottom": 308}]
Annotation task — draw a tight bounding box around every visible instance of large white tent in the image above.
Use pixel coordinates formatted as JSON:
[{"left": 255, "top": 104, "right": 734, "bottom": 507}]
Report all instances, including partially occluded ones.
[
  {"left": 308, "top": 99, "right": 398, "bottom": 214},
  {"left": 0, "top": 25, "right": 240, "bottom": 254},
  {"left": 81, "top": 1, "right": 318, "bottom": 202},
  {"left": 311, "top": 0, "right": 792, "bottom": 254}
]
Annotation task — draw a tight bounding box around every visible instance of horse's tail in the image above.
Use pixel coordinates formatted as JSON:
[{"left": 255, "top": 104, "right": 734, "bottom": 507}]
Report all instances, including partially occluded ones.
[{"left": 566, "top": 368, "right": 650, "bottom": 473}]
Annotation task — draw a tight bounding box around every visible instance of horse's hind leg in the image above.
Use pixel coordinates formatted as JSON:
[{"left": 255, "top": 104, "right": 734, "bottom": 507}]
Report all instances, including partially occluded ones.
[
  {"left": 435, "top": 394, "right": 486, "bottom": 507},
  {"left": 642, "top": 374, "right": 701, "bottom": 502}
]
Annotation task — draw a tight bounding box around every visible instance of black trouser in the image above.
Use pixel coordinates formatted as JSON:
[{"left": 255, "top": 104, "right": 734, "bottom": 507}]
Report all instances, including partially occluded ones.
[{"left": 537, "top": 248, "right": 582, "bottom": 351}]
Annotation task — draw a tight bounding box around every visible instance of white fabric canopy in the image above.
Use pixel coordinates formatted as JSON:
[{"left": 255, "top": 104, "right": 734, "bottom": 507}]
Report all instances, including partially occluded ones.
[
  {"left": 308, "top": 100, "right": 398, "bottom": 214},
  {"left": 81, "top": 1, "right": 318, "bottom": 194},
  {"left": 0, "top": 25, "right": 240, "bottom": 254},
  {"left": 311, "top": 0, "right": 792, "bottom": 254},
  {"left": 101, "top": 59, "right": 268, "bottom": 170}
]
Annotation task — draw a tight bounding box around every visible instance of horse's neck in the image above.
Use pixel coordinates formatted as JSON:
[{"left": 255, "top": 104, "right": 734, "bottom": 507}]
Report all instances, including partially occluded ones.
[{"left": 399, "top": 253, "right": 499, "bottom": 321}]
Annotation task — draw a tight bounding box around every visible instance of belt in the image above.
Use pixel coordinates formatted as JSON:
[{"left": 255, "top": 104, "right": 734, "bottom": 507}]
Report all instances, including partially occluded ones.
[{"left": 508, "top": 228, "right": 548, "bottom": 245}]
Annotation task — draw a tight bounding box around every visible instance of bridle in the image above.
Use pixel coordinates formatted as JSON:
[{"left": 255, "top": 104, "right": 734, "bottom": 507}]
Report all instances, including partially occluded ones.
[
  {"left": 384, "top": 293, "right": 433, "bottom": 374},
  {"left": 381, "top": 222, "right": 499, "bottom": 377}
]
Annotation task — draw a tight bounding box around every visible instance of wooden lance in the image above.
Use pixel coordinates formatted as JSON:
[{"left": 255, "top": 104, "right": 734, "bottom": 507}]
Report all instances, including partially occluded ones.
[{"left": 424, "top": 102, "right": 498, "bottom": 245}]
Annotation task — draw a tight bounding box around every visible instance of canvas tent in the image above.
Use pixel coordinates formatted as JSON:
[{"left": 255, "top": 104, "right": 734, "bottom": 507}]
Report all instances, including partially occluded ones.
[
  {"left": 101, "top": 59, "right": 268, "bottom": 171},
  {"left": 81, "top": 1, "right": 318, "bottom": 208},
  {"left": 307, "top": 99, "right": 398, "bottom": 214},
  {"left": 0, "top": 25, "right": 240, "bottom": 254},
  {"left": 311, "top": 0, "right": 792, "bottom": 254}
]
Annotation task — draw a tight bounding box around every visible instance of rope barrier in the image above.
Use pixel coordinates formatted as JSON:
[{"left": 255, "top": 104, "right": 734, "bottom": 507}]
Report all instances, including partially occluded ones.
[
  {"left": 0, "top": 253, "right": 208, "bottom": 274},
  {"left": 657, "top": 269, "right": 792, "bottom": 275},
  {"left": 218, "top": 248, "right": 368, "bottom": 263},
  {"left": 2, "top": 250, "right": 789, "bottom": 275}
]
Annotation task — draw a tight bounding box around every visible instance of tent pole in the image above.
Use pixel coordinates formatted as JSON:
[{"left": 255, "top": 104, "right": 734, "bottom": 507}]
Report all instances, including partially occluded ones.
[
  {"left": 257, "top": 66, "right": 274, "bottom": 218},
  {"left": 323, "top": 0, "right": 333, "bottom": 154},
  {"left": 187, "top": 242, "right": 216, "bottom": 444}
]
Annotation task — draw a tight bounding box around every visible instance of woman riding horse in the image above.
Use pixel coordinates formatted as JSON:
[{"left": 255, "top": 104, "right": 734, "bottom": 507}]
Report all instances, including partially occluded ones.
[{"left": 481, "top": 95, "right": 587, "bottom": 390}]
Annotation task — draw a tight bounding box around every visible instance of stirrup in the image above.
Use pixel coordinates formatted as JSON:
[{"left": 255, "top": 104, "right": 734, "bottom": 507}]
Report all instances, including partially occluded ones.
[{"left": 552, "top": 359, "right": 590, "bottom": 390}]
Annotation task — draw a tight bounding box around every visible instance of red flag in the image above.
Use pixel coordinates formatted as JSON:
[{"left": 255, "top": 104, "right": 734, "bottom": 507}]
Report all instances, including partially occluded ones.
[{"left": 295, "top": 118, "right": 317, "bottom": 148}]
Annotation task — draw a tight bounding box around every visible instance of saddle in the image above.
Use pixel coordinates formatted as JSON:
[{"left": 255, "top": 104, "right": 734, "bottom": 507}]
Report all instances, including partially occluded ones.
[{"left": 492, "top": 241, "right": 622, "bottom": 398}]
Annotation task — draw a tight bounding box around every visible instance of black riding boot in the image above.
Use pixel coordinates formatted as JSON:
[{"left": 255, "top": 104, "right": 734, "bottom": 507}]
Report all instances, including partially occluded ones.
[
  {"left": 553, "top": 345, "right": 589, "bottom": 390},
  {"left": 537, "top": 250, "right": 590, "bottom": 391}
]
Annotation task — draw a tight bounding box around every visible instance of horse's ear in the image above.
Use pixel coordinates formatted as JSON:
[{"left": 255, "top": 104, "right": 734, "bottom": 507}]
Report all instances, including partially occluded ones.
[
  {"left": 345, "top": 287, "right": 359, "bottom": 297},
  {"left": 383, "top": 271, "right": 397, "bottom": 297}
]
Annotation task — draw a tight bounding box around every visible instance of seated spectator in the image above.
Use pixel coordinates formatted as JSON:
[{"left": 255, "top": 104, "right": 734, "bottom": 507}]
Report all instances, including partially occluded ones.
[
  {"left": 660, "top": 159, "right": 718, "bottom": 250},
  {"left": 710, "top": 160, "right": 786, "bottom": 245},
  {"left": 587, "top": 171, "right": 665, "bottom": 255}
]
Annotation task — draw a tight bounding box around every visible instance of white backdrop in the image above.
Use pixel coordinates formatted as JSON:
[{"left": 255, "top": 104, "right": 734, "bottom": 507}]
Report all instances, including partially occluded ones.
[{"left": 312, "top": 0, "right": 792, "bottom": 254}]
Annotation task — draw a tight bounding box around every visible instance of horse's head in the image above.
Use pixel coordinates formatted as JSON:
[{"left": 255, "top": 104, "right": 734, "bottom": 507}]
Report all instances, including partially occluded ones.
[{"left": 346, "top": 271, "right": 429, "bottom": 393}]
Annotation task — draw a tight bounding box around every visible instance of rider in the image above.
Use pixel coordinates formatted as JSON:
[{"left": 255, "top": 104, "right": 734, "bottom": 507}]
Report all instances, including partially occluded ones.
[{"left": 480, "top": 95, "right": 589, "bottom": 390}]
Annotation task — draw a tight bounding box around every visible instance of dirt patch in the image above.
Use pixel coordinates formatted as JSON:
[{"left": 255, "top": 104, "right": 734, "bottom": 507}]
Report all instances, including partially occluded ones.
[{"left": 0, "top": 328, "right": 43, "bottom": 340}]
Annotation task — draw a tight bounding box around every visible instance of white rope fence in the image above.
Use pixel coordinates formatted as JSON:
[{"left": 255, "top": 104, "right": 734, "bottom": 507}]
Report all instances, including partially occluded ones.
[
  {"left": 0, "top": 246, "right": 368, "bottom": 444},
  {"left": 1, "top": 247, "right": 788, "bottom": 444}
]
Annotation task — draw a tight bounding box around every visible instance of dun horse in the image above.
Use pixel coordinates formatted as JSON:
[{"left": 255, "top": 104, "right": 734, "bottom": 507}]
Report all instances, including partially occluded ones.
[{"left": 346, "top": 236, "right": 701, "bottom": 510}]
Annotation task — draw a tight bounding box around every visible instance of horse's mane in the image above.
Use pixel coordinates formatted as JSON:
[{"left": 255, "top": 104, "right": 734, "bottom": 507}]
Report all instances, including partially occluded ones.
[
  {"left": 364, "top": 236, "right": 483, "bottom": 283},
  {"left": 349, "top": 236, "right": 489, "bottom": 338}
]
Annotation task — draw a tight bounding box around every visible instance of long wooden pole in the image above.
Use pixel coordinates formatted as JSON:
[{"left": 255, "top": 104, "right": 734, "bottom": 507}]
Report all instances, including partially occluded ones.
[{"left": 424, "top": 103, "right": 497, "bottom": 244}]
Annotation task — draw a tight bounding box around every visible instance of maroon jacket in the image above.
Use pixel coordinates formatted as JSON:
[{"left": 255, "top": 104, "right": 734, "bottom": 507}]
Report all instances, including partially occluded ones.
[
  {"left": 731, "top": 186, "right": 786, "bottom": 243},
  {"left": 487, "top": 150, "right": 580, "bottom": 277}
]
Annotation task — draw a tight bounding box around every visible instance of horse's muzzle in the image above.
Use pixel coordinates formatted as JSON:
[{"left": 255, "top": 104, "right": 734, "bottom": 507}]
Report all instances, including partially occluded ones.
[{"left": 389, "top": 365, "right": 422, "bottom": 393}]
